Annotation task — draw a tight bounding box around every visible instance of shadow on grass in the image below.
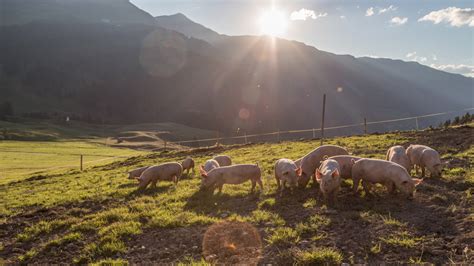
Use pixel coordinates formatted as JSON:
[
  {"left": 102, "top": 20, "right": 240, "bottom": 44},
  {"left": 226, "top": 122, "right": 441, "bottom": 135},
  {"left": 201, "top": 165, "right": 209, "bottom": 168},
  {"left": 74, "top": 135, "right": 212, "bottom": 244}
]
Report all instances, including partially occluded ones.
[{"left": 183, "top": 188, "right": 260, "bottom": 217}]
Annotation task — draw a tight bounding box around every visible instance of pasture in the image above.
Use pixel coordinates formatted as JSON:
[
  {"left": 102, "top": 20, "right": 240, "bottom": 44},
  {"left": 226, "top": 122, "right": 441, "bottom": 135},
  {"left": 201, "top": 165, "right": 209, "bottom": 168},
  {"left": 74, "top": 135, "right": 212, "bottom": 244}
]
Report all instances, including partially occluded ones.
[{"left": 0, "top": 125, "right": 472, "bottom": 264}]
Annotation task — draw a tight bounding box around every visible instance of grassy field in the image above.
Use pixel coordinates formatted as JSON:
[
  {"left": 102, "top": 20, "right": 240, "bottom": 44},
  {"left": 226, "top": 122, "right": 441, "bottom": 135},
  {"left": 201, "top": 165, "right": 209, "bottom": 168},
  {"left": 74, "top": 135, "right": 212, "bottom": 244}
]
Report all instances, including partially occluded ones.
[
  {"left": 0, "top": 140, "right": 147, "bottom": 185},
  {"left": 0, "top": 124, "right": 472, "bottom": 264}
]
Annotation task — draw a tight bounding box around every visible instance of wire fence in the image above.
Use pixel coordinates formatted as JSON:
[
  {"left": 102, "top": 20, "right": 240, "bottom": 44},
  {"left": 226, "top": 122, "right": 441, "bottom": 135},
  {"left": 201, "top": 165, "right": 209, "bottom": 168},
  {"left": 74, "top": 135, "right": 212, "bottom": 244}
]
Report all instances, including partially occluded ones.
[
  {"left": 165, "top": 107, "right": 474, "bottom": 148},
  {"left": 1, "top": 107, "right": 472, "bottom": 177}
]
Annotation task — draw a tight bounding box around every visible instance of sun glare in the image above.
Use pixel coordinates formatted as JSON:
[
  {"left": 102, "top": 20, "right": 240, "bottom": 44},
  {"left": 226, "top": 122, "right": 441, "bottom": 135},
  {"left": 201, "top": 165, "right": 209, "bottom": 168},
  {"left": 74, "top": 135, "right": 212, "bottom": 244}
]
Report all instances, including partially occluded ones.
[{"left": 258, "top": 8, "right": 288, "bottom": 37}]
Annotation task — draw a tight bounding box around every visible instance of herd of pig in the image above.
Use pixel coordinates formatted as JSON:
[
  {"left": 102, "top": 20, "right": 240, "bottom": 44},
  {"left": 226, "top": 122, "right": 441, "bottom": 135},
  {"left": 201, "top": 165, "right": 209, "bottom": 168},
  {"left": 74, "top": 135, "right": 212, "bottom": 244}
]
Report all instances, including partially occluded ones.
[{"left": 127, "top": 144, "right": 444, "bottom": 203}]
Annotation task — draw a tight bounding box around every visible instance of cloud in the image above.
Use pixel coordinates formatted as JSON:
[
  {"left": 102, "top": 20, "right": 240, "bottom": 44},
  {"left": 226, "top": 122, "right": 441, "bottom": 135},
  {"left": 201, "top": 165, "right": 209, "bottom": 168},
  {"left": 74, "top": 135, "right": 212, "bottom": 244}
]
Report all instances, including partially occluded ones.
[
  {"left": 366, "top": 7, "right": 374, "bottom": 17},
  {"left": 432, "top": 55, "right": 438, "bottom": 61},
  {"left": 390, "top": 16, "right": 408, "bottom": 25},
  {"left": 406, "top": 52, "right": 427, "bottom": 62},
  {"left": 290, "top": 8, "right": 327, "bottom": 21},
  {"left": 340, "top": 15, "right": 346, "bottom": 19},
  {"left": 431, "top": 64, "right": 474, "bottom": 77},
  {"left": 379, "top": 5, "right": 397, "bottom": 14},
  {"left": 419, "top": 7, "right": 474, "bottom": 27}
]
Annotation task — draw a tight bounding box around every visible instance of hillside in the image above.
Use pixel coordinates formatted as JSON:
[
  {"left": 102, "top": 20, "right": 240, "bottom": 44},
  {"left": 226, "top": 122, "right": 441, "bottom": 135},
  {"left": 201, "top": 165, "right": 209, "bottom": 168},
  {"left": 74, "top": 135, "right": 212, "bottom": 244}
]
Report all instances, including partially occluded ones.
[
  {"left": 0, "top": 125, "right": 472, "bottom": 264},
  {"left": 0, "top": 0, "right": 155, "bottom": 26},
  {"left": 0, "top": 1, "right": 472, "bottom": 133}
]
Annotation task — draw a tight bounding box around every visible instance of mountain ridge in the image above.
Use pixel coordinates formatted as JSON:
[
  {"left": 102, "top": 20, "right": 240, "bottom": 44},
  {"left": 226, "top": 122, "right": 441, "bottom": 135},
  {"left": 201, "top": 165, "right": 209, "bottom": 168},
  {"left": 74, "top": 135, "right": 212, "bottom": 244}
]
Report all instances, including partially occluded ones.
[{"left": 0, "top": 1, "right": 472, "bottom": 133}]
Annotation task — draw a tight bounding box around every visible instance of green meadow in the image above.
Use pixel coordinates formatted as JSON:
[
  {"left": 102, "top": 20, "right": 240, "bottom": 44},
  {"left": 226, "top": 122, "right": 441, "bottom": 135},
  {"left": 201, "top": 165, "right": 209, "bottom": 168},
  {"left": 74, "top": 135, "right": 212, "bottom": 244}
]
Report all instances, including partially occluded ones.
[{"left": 0, "top": 124, "right": 472, "bottom": 264}]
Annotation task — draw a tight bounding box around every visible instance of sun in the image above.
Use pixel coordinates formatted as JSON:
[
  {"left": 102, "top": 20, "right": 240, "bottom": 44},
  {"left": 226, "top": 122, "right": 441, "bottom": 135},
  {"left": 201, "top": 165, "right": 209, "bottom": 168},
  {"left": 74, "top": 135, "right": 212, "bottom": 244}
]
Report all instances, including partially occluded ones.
[{"left": 258, "top": 8, "right": 288, "bottom": 37}]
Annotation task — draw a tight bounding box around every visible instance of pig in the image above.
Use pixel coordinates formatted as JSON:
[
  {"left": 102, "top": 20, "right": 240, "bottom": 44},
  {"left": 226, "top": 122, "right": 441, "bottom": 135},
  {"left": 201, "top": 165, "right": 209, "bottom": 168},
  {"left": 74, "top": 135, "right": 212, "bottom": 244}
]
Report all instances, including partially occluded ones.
[
  {"left": 199, "top": 164, "right": 262, "bottom": 194},
  {"left": 328, "top": 155, "right": 362, "bottom": 180},
  {"left": 213, "top": 155, "right": 232, "bottom": 167},
  {"left": 127, "top": 166, "right": 150, "bottom": 179},
  {"left": 406, "top": 144, "right": 443, "bottom": 177},
  {"left": 297, "top": 145, "right": 349, "bottom": 188},
  {"left": 351, "top": 158, "right": 423, "bottom": 199},
  {"left": 315, "top": 159, "right": 341, "bottom": 205},
  {"left": 203, "top": 159, "right": 220, "bottom": 172},
  {"left": 138, "top": 162, "right": 183, "bottom": 190},
  {"left": 274, "top": 159, "right": 302, "bottom": 190},
  {"left": 386, "top": 146, "right": 411, "bottom": 172},
  {"left": 181, "top": 157, "right": 195, "bottom": 175}
]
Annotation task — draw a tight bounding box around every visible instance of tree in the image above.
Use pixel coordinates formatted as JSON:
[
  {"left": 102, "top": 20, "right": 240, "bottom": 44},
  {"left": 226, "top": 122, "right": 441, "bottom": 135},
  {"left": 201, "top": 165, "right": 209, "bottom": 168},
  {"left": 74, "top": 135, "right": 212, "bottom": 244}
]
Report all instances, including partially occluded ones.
[{"left": 0, "top": 101, "right": 14, "bottom": 120}]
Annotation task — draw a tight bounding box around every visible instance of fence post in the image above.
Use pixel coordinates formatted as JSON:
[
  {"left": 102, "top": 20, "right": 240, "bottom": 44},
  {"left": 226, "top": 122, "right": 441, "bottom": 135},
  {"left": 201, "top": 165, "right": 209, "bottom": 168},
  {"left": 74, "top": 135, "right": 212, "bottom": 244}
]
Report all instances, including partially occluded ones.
[
  {"left": 364, "top": 118, "right": 367, "bottom": 134},
  {"left": 415, "top": 117, "right": 419, "bottom": 131},
  {"left": 216, "top": 131, "right": 220, "bottom": 147},
  {"left": 320, "top": 94, "right": 326, "bottom": 145},
  {"left": 244, "top": 132, "right": 248, "bottom": 144},
  {"left": 80, "top": 155, "right": 83, "bottom": 171}
]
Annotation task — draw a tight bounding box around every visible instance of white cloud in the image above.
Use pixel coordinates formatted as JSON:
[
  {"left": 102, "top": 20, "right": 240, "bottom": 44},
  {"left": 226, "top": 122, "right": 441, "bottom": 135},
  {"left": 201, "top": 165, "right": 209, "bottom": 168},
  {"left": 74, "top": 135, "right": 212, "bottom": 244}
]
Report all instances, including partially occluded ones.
[
  {"left": 290, "top": 8, "right": 327, "bottom": 21},
  {"left": 431, "top": 64, "right": 474, "bottom": 77},
  {"left": 432, "top": 55, "right": 438, "bottom": 61},
  {"left": 366, "top": 7, "right": 374, "bottom": 17},
  {"left": 340, "top": 15, "right": 346, "bottom": 20},
  {"left": 379, "top": 5, "right": 397, "bottom": 14},
  {"left": 419, "top": 7, "right": 474, "bottom": 27},
  {"left": 406, "top": 52, "right": 427, "bottom": 62},
  {"left": 390, "top": 16, "right": 408, "bottom": 26}
]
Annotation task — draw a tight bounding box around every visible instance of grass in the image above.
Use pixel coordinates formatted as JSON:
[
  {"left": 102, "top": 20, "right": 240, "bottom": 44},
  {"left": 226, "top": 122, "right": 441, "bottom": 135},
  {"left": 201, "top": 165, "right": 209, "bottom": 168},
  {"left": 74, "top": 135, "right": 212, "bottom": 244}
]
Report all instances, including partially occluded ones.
[
  {"left": 1, "top": 123, "right": 472, "bottom": 264},
  {"left": 379, "top": 213, "right": 406, "bottom": 227},
  {"left": 380, "top": 231, "right": 423, "bottom": 248},
  {"left": 266, "top": 227, "right": 300, "bottom": 246},
  {"left": 295, "top": 248, "right": 343, "bottom": 265},
  {"left": 0, "top": 140, "right": 146, "bottom": 185}
]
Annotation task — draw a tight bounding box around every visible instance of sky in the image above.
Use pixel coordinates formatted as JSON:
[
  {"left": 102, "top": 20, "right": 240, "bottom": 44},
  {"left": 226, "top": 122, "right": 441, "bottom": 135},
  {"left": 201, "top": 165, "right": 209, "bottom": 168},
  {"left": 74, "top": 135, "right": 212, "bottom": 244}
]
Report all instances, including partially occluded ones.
[{"left": 131, "top": 0, "right": 474, "bottom": 77}]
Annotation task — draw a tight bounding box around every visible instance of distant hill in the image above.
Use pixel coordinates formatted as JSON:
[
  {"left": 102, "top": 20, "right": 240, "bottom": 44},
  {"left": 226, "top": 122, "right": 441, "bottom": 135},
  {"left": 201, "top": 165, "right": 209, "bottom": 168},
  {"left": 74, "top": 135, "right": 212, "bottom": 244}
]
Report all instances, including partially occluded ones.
[
  {"left": 0, "top": 1, "right": 472, "bottom": 134},
  {"left": 155, "top": 13, "right": 224, "bottom": 44},
  {"left": 0, "top": 0, "right": 155, "bottom": 25}
]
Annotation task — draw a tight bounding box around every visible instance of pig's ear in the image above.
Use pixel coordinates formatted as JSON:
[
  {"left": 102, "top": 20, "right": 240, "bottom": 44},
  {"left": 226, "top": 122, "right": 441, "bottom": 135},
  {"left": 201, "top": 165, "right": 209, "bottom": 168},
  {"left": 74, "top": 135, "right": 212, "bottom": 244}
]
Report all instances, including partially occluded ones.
[
  {"left": 351, "top": 159, "right": 356, "bottom": 164},
  {"left": 315, "top": 169, "right": 322, "bottom": 182},
  {"left": 412, "top": 178, "right": 423, "bottom": 186},
  {"left": 199, "top": 166, "right": 207, "bottom": 177},
  {"left": 322, "top": 155, "right": 329, "bottom": 160},
  {"left": 295, "top": 167, "right": 302, "bottom": 176},
  {"left": 332, "top": 169, "right": 340, "bottom": 178}
]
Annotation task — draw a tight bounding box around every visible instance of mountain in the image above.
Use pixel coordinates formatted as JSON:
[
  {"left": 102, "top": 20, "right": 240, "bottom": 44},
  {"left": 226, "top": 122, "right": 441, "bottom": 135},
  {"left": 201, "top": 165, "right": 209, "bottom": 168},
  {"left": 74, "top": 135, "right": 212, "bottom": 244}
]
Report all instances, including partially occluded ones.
[
  {"left": 0, "top": 3, "right": 472, "bottom": 134},
  {"left": 0, "top": 0, "right": 155, "bottom": 26},
  {"left": 155, "top": 13, "right": 224, "bottom": 44}
]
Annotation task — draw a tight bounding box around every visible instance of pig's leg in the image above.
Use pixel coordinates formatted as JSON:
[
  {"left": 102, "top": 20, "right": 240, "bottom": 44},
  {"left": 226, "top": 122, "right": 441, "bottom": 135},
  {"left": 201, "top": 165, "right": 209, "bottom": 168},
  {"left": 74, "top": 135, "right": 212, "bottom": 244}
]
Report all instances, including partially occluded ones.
[
  {"left": 151, "top": 177, "right": 158, "bottom": 189},
  {"left": 421, "top": 166, "right": 425, "bottom": 178},
  {"left": 251, "top": 180, "right": 256, "bottom": 193},
  {"left": 352, "top": 176, "right": 361, "bottom": 195},
  {"left": 217, "top": 183, "right": 223, "bottom": 194},
  {"left": 362, "top": 180, "right": 372, "bottom": 196},
  {"left": 173, "top": 175, "right": 178, "bottom": 185},
  {"left": 386, "top": 181, "right": 396, "bottom": 194},
  {"left": 257, "top": 178, "right": 263, "bottom": 191},
  {"left": 275, "top": 173, "right": 281, "bottom": 190}
]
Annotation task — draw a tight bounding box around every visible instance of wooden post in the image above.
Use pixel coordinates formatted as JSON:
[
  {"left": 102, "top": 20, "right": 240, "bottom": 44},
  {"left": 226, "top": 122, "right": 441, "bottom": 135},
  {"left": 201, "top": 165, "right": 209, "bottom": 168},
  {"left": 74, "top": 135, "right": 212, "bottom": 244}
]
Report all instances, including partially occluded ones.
[
  {"left": 80, "top": 155, "right": 83, "bottom": 171},
  {"left": 415, "top": 117, "right": 419, "bottom": 131},
  {"left": 320, "top": 94, "right": 326, "bottom": 145},
  {"left": 364, "top": 118, "right": 367, "bottom": 134},
  {"left": 244, "top": 132, "right": 248, "bottom": 144}
]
